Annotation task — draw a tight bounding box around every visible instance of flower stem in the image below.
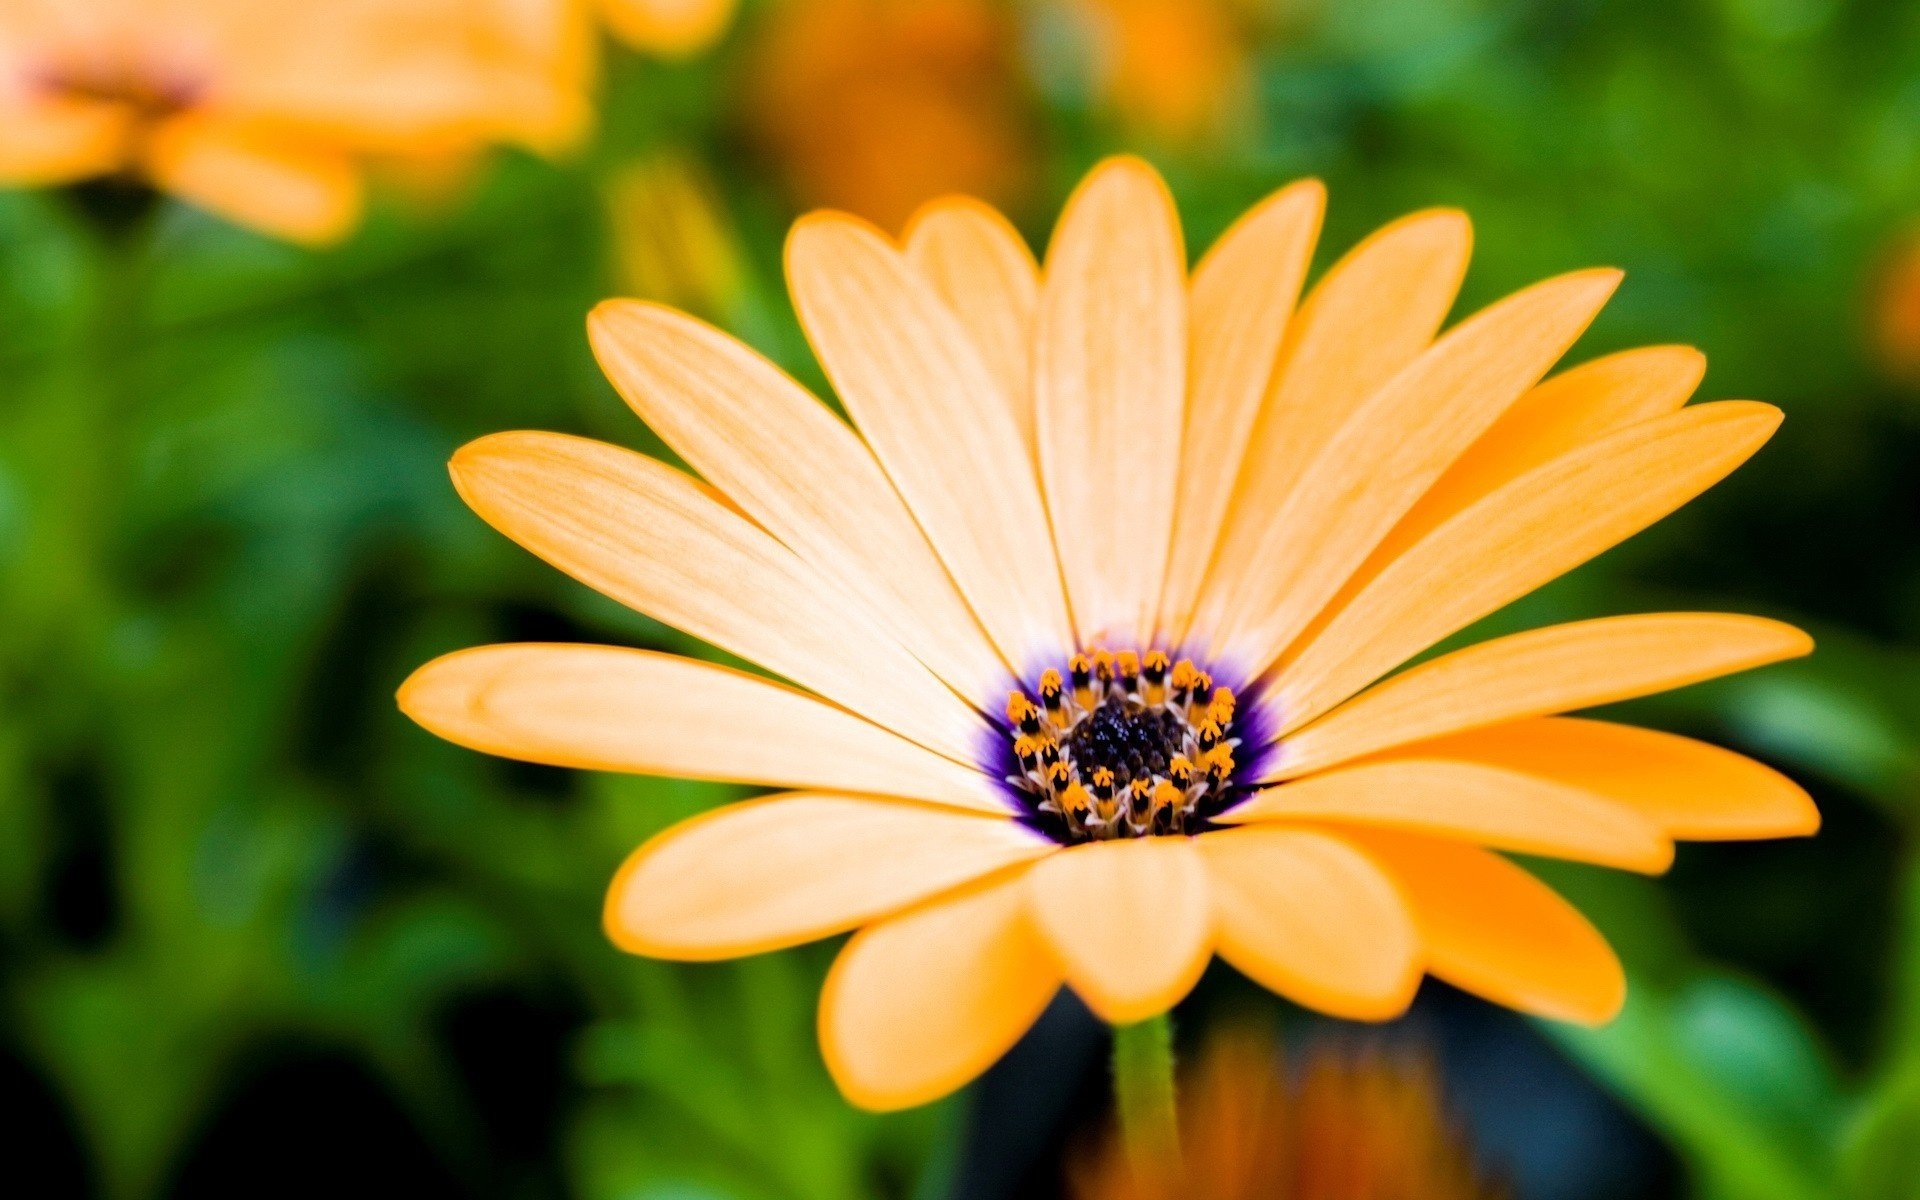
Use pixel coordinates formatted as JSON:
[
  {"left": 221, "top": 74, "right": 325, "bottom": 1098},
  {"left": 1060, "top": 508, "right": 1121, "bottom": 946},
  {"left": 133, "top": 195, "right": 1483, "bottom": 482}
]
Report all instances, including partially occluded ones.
[{"left": 1111, "top": 1013, "right": 1181, "bottom": 1178}]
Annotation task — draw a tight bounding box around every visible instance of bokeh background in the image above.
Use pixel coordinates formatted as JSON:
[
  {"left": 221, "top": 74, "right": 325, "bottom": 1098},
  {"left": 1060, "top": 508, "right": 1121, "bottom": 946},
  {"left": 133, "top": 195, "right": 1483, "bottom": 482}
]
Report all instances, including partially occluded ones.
[{"left": 4, "top": 0, "right": 1919, "bottom": 1197}]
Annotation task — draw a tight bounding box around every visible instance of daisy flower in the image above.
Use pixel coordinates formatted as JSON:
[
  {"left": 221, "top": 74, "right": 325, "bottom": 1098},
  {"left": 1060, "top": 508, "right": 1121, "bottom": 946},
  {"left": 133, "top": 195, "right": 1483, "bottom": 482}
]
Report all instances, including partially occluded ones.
[
  {"left": 0, "top": 0, "right": 592, "bottom": 243},
  {"left": 401, "top": 156, "right": 1818, "bottom": 1112}
]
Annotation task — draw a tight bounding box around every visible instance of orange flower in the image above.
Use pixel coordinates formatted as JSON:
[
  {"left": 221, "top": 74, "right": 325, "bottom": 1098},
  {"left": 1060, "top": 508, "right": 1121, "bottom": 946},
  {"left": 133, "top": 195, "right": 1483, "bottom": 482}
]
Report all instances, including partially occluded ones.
[
  {"left": 738, "top": 0, "right": 1036, "bottom": 232},
  {"left": 1061, "top": 0, "right": 1255, "bottom": 144},
  {"left": 1073, "top": 1026, "right": 1503, "bottom": 1200},
  {"left": 401, "top": 156, "right": 1819, "bottom": 1111},
  {"left": 1872, "top": 222, "right": 1920, "bottom": 384},
  {"left": 0, "top": 0, "right": 593, "bottom": 243}
]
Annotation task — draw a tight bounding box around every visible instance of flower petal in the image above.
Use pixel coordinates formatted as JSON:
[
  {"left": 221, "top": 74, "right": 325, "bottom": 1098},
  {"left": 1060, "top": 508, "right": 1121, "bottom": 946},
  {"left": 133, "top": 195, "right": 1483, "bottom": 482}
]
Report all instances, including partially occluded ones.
[
  {"left": 144, "top": 115, "right": 361, "bottom": 245},
  {"left": 788, "top": 213, "right": 1073, "bottom": 670},
  {"left": 1226, "top": 759, "right": 1674, "bottom": 873},
  {"left": 399, "top": 643, "right": 1003, "bottom": 812},
  {"left": 450, "top": 431, "right": 985, "bottom": 762},
  {"left": 1379, "top": 346, "right": 1704, "bottom": 554},
  {"left": 1197, "top": 826, "right": 1420, "bottom": 1020},
  {"left": 0, "top": 96, "right": 132, "bottom": 184},
  {"left": 1327, "top": 345, "right": 1705, "bottom": 611},
  {"left": 1156, "top": 178, "right": 1325, "bottom": 640},
  {"left": 599, "top": 0, "right": 736, "bottom": 55},
  {"left": 821, "top": 867, "right": 1060, "bottom": 1111},
  {"left": 1391, "top": 717, "right": 1820, "bottom": 840},
  {"left": 903, "top": 197, "right": 1041, "bottom": 450},
  {"left": 1035, "top": 156, "right": 1188, "bottom": 644},
  {"left": 588, "top": 300, "right": 1006, "bottom": 697},
  {"left": 1024, "top": 837, "right": 1212, "bottom": 1023},
  {"left": 1270, "top": 613, "right": 1813, "bottom": 778},
  {"left": 1274, "top": 401, "right": 1783, "bottom": 731},
  {"left": 606, "top": 794, "right": 1053, "bottom": 959},
  {"left": 1184, "top": 208, "right": 1470, "bottom": 648},
  {"left": 1199, "top": 269, "right": 1621, "bottom": 675},
  {"left": 1342, "top": 827, "right": 1625, "bottom": 1024}
]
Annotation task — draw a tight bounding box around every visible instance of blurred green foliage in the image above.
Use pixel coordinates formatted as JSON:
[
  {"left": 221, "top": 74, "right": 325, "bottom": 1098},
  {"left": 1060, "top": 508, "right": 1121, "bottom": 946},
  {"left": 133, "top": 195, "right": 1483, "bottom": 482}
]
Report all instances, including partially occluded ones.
[{"left": 4, "top": 1, "right": 1920, "bottom": 1197}]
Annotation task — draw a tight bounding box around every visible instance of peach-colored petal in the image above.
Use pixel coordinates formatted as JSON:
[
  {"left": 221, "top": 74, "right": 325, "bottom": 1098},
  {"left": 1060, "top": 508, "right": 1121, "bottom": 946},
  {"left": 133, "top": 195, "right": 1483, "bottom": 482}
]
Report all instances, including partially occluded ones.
[
  {"left": 398, "top": 643, "right": 1004, "bottom": 812},
  {"left": 1392, "top": 718, "right": 1820, "bottom": 841},
  {"left": 1401, "top": 346, "right": 1702, "bottom": 542},
  {"left": 143, "top": 115, "right": 361, "bottom": 245},
  {"left": 788, "top": 212, "right": 1072, "bottom": 670},
  {"left": 1342, "top": 827, "right": 1625, "bottom": 1024},
  {"left": 821, "top": 867, "right": 1060, "bottom": 1110},
  {"left": 1201, "top": 269, "right": 1622, "bottom": 676},
  {"left": 1197, "top": 826, "right": 1419, "bottom": 1020},
  {"left": 449, "top": 431, "right": 985, "bottom": 762},
  {"left": 1331, "top": 345, "right": 1706, "bottom": 606},
  {"left": 903, "top": 196, "right": 1041, "bottom": 450},
  {"left": 606, "top": 794, "right": 1052, "bottom": 959},
  {"left": 1270, "top": 613, "right": 1813, "bottom": 779},
  {"left": 599, "top": 0, "right": 736, "bottom": 56},
  {"left": 1183, "top": 209, "right": 1471, "bottom": 648},
  {"left": 1156, "top": 178, "right": 1324, "bottom": 640},
  {"left": 1274, "top": 401, "right": 1784, "bottom": 732},
  {"left": 0, "top": 96, "right": 132, "bottom": 184},
  {"left": 1225, "top": 760, "right": 1674, "bottom": 873},
  {"left": 587, "top": 300, "right": 1006, "bottom": 697},
  {"left": 1024, "top": 837, "right": 1211, "bottom": 1023},
  {"left": 1035, "top": 156, "right": 1188, "bottom": 644}
]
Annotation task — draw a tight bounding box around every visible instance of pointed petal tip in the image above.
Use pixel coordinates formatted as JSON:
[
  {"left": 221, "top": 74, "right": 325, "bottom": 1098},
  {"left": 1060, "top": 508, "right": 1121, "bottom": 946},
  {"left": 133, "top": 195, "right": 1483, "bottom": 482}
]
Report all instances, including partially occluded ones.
[{"left": 393, "top": 654, "right": 458, "bottom": 724}]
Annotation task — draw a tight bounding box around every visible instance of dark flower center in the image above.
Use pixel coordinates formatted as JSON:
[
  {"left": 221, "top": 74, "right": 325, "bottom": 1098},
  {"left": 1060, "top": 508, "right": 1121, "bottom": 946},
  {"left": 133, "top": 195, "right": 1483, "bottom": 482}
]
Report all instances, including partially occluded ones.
[{"left": 996, "top": 647, "right": 1251, "bottom": 844}]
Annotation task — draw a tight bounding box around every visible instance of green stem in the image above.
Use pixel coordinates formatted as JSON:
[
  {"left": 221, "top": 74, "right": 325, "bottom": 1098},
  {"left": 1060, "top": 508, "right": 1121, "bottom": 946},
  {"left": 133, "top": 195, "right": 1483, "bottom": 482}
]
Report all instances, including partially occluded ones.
[{"left": 1111, "top": 1014, "right": 1181, "bottom": 1177}]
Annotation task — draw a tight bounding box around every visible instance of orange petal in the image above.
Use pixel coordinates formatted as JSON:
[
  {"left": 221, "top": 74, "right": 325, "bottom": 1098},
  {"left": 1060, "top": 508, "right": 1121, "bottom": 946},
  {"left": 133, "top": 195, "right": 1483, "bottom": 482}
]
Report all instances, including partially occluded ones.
[
  {"left": 1343, "top": 827, "right": 1625, "bottom": 1024},
  {"left": 1391, "top": 717, "right": 1820, "bottom": 840},
  {"left": 606, "top": 794, "right": 1053, "bottom": 959},
  {"left": 1035, "top": 156, "right": 1188, "bottom": 644},
  {"left": 143, "top": 115, "right": 361, "bottom": 245},
  {"left": 1329, "top": 345, "right": 1706, "bottom": 607},
  {"left": 821, "top": 867, "right": 1060, "bottom": 1110},
  {"left": 398, "top": 643, "right": 1003, "bottom": 811},
  {"left": 1271, "top": 613, "right": 1813, "bottom": 778},
  {"left": 1225, "top": 759, "right": 1674, "bottom": 873},
  {"left": 1184, "top": 208, "right": 1470, "bottom": 647},
  {"left": 0, "top": 96, "right": 132, "bottom": 184},
  {"left": 1197, "top": 826, "right": 1420, "bottom": 1020},
  {"left": 588, "top": 300, "right": 1006, "bottom": 697},
  {"left": 903, "top": 196, "right": 1041, "bottom": 451},
  {"left": 599, "top": 0, "right": 737, "bottom": 56},
  {"left": 1156, "top": 178, "right": 1325, "bottom": 640},
  {"left": 449, "top": 431, "right": 985, "bottom": 762},
  {"left": 788, "top": 213, "right": 1073, "bottom": 669},
  {"left": 1024, "top": 837, "right": 1212, "bottom": 1023},
  {"left": 1276, "top": 401, "right": 1783, "bottom": 731},
  {"left": 1204, "top": 269, "right": 1622, "bottom": 675}
]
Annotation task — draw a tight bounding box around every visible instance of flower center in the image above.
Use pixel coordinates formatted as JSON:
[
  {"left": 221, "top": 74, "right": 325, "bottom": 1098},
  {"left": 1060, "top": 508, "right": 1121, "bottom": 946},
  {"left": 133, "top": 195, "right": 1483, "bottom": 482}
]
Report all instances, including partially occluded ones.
[{"left": 1000, "top": 648, "right": 1244, "bottom": 843}]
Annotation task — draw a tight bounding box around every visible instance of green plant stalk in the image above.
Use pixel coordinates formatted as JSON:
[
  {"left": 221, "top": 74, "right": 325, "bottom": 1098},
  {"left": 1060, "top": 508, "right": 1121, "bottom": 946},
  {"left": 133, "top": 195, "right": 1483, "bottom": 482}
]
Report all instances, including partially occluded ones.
[{"left": 1111, "top": 1014, "right": 1180, "bottom": 1177}]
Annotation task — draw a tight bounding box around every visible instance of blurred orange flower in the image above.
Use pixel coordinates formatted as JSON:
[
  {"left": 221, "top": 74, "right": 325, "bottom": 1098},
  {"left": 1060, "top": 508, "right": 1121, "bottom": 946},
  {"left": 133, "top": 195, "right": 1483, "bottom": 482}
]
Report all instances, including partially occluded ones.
[
  {"left": 1073, "top": 1026, "right": 1503, "bottom": 1200},
  {"left": 1871, "top": 222, "right": 1920, "bottom": 384},
  {"left": 0, "top": 0, "right": 593, "bottom": 243},
  {"left": 1060, "top": 0, "right": 1256, "bottom": 144},
  {"left": 739, "top": 0, "right": 1037, "bottom": 232}
]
